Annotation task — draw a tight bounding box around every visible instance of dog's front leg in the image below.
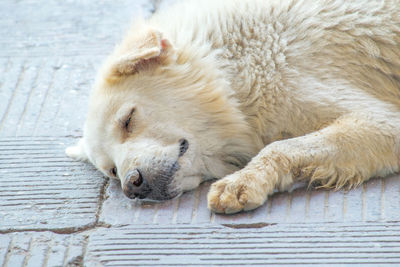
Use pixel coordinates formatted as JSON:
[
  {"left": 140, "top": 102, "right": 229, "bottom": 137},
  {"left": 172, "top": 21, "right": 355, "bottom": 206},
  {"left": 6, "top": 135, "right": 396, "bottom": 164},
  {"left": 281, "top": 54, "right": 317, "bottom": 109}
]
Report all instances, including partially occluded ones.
[{"left": 208, "top": 113, "right": 400, "bottom": 214}]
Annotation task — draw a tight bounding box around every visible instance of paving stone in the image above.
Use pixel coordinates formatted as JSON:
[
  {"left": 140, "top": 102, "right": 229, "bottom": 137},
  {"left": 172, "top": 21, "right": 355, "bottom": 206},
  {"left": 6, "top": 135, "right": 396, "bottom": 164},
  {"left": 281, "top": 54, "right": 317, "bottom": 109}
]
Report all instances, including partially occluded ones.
[
  {"left": 0, "top": 137, "right": 105, "bottom": 231},
  {"left": 0, "top": 0, "right": 155, "bottom": 58},
  {"left": 0, "top": 56, "right": 106, "bottom": 138},
  {"left": 0, "top": 231, "right": 86, "bottom": 267},
  {"left": 30, "top": 58, "right": 97, "bottom": 137},
  {"left": 86, "top": 222, "right": 400, "bottom": 266},
  {"left": 100, "top": 174, "right": 400, "bottom": 226}
]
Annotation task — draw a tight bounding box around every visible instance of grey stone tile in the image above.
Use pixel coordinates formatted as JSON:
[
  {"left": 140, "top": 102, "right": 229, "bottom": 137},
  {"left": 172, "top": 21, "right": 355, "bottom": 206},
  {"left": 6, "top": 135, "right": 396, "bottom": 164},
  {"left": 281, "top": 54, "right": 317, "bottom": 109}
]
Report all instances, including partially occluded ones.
[
  {"left": 31, "top": 59, "right": 91, "bottom": 137},
  {"left": 0, "top": 58, "right": 25, "bottom": 134},
  {"left": 0, "top": 232, "right": 85, "bottom": 267},
  {"left": 1, "top": 59, "right": 44, "bottom": 137},
  {"left": 0, "top": 137, "right": 105, "bottom": 231},
  {"left": 0, "top": 57, "right": 99, "bottom": 137},
  {"left": 100, "top": 174, "right": 400, "bottom": 226},
  {"left": 86, "top": 222, "right": 400, "bottom": 266},
  {"left": 0, "top": 0, "right": 155, "bottom": 58}
]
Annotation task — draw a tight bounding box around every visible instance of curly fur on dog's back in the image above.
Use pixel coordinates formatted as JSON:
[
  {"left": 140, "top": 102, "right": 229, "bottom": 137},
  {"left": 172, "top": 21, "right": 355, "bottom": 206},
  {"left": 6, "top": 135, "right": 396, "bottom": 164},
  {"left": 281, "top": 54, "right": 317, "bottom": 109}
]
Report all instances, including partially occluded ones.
[{"left": 148, "top": 0, "right": 400, "bottom": 142}]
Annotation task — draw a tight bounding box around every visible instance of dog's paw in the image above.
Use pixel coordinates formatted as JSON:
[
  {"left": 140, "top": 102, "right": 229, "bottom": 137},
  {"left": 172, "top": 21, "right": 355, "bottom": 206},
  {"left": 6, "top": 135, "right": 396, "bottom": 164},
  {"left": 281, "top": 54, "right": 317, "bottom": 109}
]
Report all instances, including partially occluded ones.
[
  {"left": 65, "top": 139, "right": 88, "bottom": 161},
  {"left": 207, "top": 171, "right": 268, "bottom": 214}
]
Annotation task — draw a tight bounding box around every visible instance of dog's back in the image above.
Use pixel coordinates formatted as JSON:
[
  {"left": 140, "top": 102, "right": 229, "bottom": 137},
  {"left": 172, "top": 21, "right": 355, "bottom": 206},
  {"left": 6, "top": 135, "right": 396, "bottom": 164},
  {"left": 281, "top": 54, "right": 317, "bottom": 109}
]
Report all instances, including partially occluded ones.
[{"left": 150, "top": 0, "right": 400, "bottom": 142}]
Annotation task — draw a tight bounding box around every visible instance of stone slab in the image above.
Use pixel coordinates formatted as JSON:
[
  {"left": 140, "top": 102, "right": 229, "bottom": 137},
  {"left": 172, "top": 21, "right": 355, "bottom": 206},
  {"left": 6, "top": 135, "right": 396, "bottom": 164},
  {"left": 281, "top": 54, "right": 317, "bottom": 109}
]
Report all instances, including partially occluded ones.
[
  {"left": 86, "top": 222, "right": 400, "bottom": 266},
  {"left": 0, "top": 0, "right": 155, "bottom": 58},
  {"left": 0, "top": 231, "right": 86, "bottom": 267},
  {"left": 0, "top": 55, "right": 114, "bottom": 138},
  {"left": 100, "top": 174, "right": 400, "bottom": 225},
  {"left": 0, "top": 137, "right": 105, "bottom": 231}
]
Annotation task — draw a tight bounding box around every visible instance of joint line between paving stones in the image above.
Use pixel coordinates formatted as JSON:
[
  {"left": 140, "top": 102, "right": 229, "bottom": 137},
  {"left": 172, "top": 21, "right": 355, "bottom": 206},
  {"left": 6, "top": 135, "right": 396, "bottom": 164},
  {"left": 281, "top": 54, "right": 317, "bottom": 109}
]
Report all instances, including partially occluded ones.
[
  {"left": 2, "top": 220, "right": 400, "bottom": 235},
  {"left": 0, "top": 222, "right": 112, "bottom": 235},
  {"left": 94, "top": 177, "right": 110, "bottom": 226}
]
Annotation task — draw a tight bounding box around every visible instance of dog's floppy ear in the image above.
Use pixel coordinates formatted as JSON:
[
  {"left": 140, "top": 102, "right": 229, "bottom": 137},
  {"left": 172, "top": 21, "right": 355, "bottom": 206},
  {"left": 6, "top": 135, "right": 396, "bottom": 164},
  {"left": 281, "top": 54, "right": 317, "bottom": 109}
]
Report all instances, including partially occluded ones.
[
  {"left": 65, "top": 139, "right": 88, "bottom": 161},
  {"left": 106, "top": 28, "right": 173, "bottom": 83}
]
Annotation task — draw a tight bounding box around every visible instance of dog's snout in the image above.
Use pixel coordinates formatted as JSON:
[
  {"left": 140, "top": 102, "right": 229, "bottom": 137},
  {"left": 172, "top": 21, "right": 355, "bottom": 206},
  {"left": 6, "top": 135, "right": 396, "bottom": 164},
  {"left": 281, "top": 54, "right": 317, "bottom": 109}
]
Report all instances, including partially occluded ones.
[
  {"left": 123, "top": 169, "right": 148, "bottom": 199},
  {"left": 178, "top": 138, "right": 189, "bottom": 156}
]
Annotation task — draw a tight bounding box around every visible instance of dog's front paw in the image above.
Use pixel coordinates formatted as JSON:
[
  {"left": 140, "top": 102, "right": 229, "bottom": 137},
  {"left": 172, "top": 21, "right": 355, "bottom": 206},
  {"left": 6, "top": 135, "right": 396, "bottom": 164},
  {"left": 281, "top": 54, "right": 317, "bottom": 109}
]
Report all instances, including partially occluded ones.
[{"left": 207, "top": 171, "right": 269, "bottom": 214}]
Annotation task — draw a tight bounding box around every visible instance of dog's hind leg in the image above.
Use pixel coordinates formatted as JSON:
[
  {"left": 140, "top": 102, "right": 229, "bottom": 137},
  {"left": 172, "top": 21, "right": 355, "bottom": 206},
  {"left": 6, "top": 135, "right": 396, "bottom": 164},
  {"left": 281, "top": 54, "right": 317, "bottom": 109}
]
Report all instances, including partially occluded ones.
[{"left": 208, "top": 111, "right": 400, "bottom": 214}]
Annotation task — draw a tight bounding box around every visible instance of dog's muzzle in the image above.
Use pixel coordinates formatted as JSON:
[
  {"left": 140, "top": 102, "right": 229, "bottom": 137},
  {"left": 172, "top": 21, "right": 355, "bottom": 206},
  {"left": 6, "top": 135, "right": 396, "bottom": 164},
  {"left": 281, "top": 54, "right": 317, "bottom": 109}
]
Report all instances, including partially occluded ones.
[{"left": 122, "top": 138, "right": 189, "bottom": 200}]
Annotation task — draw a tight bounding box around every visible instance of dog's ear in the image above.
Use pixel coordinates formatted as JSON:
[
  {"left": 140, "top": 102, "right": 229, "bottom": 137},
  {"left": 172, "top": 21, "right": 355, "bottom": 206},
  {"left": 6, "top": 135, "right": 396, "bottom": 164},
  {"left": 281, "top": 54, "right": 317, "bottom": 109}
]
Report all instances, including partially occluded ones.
[
  {"left": 106, "top": 28, "right": 173, "bottom": 83},
  {"left": 65, "top": 139, "right": 88, "bottom": 161}
]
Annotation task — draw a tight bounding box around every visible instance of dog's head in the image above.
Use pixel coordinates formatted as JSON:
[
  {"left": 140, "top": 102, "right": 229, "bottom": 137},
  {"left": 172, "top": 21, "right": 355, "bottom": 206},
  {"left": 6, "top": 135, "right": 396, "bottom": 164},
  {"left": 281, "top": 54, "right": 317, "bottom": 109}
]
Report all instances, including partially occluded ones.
[{"left": 66, "top": 26, "right": 258, "bottom": 201}]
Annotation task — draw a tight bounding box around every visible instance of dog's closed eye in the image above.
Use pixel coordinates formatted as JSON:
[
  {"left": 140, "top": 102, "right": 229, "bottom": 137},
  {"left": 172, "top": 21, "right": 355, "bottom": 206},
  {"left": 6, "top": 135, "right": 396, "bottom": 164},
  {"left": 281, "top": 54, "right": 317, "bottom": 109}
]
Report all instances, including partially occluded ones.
[
  {"left": 121, "top": 107, "right": 136, "bottom": 133},
  {"left": 124, "top": 116, "right": 131, "bottom": 130}
]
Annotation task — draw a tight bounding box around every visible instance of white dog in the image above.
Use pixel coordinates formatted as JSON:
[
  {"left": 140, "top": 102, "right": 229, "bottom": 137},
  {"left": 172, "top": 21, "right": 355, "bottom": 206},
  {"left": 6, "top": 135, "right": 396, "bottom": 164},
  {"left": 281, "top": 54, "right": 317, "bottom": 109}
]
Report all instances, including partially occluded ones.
[{"left": 67, "top": 0, "right": 400, "bottom": 214}]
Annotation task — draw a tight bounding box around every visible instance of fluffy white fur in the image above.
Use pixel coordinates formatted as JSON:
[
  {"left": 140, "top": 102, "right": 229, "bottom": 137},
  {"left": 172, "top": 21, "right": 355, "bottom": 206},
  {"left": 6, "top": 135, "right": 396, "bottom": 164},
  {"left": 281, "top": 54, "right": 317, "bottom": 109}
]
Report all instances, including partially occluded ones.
[{"left": 67, "top": 0, "right": 400, "bottom": 213}]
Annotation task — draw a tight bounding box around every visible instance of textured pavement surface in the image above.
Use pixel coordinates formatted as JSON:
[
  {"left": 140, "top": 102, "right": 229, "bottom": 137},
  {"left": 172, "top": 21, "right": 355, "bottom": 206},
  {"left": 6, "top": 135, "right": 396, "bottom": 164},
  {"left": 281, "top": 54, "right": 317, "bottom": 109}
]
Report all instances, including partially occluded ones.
[{"left": 1, "top": 0, "right": 400, "bottom": 266}]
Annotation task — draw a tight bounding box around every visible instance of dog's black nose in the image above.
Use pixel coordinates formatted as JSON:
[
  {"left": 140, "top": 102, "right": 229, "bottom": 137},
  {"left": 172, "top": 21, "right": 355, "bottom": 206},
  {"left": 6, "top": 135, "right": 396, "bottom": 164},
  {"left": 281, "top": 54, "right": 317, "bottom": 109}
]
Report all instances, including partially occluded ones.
[
  {"left": 123, "top": 169, "right": 149, "bottom": 199},
  {"left": 129, "top": 168, "right": 143, "bottom": 186},
  {"left": 178, "top": 138, "right": 189, "bottom": 156}
]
